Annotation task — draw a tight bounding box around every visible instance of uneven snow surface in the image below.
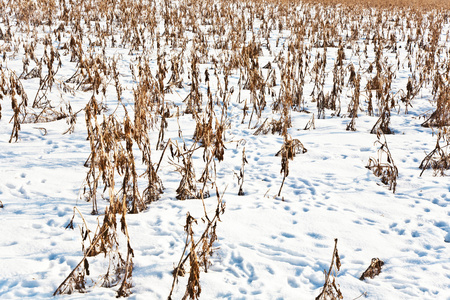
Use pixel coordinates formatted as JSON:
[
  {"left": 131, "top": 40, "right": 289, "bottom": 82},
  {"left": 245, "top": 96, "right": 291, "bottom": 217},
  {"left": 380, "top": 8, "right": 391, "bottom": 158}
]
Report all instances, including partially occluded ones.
[{"left": 0, "top": 1, "right": 450, "bottom": 299}]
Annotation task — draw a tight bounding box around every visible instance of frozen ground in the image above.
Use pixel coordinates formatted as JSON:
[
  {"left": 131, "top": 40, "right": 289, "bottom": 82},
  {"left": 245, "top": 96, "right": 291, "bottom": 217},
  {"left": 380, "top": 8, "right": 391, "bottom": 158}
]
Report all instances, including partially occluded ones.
[{"left": 0, "top": 1, "right": 450, "bottom": 299}]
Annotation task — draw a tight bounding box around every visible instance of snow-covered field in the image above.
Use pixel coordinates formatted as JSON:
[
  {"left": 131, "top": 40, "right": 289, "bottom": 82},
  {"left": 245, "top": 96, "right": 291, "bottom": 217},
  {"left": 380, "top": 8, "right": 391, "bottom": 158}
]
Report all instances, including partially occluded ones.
[{"left": 1, "top": 0, "right": 450, "bottom": 299}]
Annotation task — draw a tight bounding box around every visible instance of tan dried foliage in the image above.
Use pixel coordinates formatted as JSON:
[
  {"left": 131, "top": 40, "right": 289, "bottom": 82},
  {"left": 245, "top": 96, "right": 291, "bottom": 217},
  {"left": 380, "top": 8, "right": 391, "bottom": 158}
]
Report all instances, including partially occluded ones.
[
  {"left": 316, "top": 239, "right": 343, "bottom": 300},
  {"left": 360, "top": 258, "right": 385, "bottom": 280},
  {"left": 1, "top": 0, "right": 450, "bottom": 297},
  {"left": 366, "top": 130, "right": 398, "bottom": 193}
]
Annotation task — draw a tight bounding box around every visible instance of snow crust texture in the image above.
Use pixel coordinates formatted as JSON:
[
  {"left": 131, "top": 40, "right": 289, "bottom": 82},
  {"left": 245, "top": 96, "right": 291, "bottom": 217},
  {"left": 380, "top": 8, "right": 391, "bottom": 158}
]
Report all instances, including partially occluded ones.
[{"left": 0, "top": 0, "right": 450, "bottom": 299}]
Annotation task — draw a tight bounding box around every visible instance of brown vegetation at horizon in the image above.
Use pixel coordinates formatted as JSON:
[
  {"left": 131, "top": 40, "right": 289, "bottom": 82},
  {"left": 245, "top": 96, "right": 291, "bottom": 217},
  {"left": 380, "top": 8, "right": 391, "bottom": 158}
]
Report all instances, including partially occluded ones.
[
  {"left": 1, "top": 0, "right": 450, "bottom": 297},
  {"left": 272, "top": 0, "right": 450, "bottom": 10}
]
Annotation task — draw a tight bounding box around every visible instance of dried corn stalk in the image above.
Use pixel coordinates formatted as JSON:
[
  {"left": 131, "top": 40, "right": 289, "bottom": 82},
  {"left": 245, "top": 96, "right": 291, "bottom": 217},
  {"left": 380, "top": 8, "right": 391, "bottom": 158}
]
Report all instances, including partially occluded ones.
[
  {"left": 366, "top": 130, "right": 398, "bottom": 193},
  {"left": 360, "top": 258, "right": 384, "bottom": 280}
]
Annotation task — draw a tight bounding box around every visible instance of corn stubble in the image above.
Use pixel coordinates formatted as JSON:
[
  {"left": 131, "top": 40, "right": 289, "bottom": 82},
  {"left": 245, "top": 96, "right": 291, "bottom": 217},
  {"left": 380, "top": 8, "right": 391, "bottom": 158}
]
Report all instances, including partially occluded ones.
[
  {"left": 360, "top": 258, "right": 385, "bottom": 280},
  {"left": 316, "top": 239, "right": 343, "bottom": 300},
  {"left": 169, "top": 187, "right": 226, "bottom": 300},
  {"left": 419, "top": 128, "right": 450, "bottom": 176},
  {"left": 366, "top": 130, "right": 398, "bottom": 193},
  {"left": 0, "top": 0, "right": 449, "bottom": 297}
]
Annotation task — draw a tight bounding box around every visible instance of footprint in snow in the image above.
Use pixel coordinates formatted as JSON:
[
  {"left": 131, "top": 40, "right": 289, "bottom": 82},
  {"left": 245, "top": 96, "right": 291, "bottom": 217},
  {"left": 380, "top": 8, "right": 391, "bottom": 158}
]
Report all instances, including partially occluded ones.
[
  {"left": 434, "top": 221, "right": 450, "bottom": 243},
  {"left": 287, "top": 277, "right": 300, "bottom": 288},
  {"left": 281, "top": 232, "right": 295, "bottom": 239}
]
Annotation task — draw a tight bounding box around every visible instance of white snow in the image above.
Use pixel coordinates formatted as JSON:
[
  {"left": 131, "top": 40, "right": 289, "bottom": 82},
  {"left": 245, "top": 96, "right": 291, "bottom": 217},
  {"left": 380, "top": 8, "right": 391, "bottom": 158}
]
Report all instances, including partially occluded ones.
[{"left": 0, "top": 1, "right": 450, "bottom": 299}]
